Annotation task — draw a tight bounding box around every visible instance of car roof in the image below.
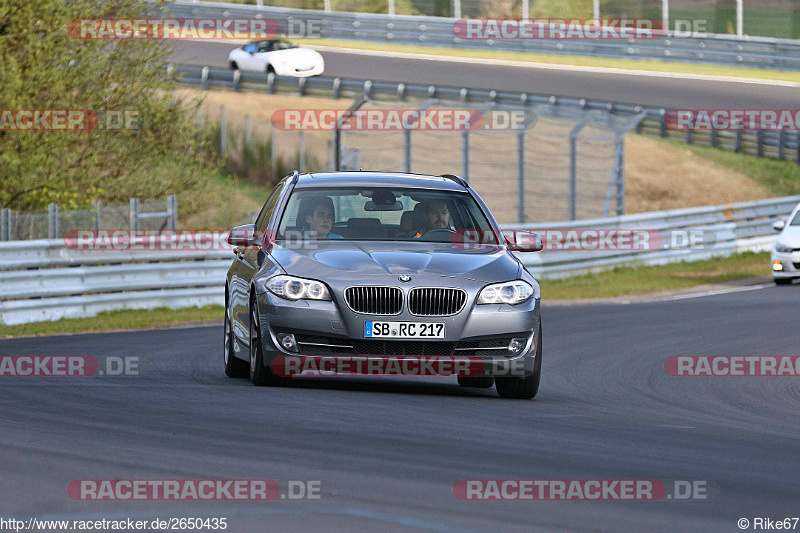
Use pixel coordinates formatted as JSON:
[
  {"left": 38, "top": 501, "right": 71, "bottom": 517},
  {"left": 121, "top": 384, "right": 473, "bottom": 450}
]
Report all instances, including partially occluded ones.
[{"left": 294, "top": 171, "right": 468, "bottom": 191}]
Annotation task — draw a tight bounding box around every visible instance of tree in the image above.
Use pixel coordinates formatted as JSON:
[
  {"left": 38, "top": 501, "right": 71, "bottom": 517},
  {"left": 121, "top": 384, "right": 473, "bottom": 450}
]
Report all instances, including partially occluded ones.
[{"left": 0, "top": 0, "right": 209, "bottom": 210}]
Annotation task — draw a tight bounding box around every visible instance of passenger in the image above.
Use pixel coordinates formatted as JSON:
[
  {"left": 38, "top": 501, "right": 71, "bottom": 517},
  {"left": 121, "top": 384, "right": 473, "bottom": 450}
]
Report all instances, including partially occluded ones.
[{"left": 304, "top": 196, "right": 343, "bottom": 239}]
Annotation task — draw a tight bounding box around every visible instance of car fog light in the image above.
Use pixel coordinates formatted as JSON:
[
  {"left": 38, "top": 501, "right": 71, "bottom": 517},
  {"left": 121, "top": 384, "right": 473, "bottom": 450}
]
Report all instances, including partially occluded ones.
[
  {"left": 277, "top": 333, "right": 298, "bottom": 353},
  {"left": 773, "top": 261, "right": 784, "bottom": 271},
  {"left": 508, "top": 338, "right": 527, "bottom": 356}
]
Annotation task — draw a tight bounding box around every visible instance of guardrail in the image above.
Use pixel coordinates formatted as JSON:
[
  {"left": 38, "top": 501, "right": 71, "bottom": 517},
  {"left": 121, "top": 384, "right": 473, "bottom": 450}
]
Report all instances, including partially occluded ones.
[
  {"left": 168, "top": 1, "right": 800, "bottom": 71},
  {"left": 174, "top": 64, "right": 800, "bottom": 163},
  {"left": 2, "top": 195, "right": 797, "bottom": 325},
  {"left": 503, "top": 195, "right": 800, "bottom": 278}
]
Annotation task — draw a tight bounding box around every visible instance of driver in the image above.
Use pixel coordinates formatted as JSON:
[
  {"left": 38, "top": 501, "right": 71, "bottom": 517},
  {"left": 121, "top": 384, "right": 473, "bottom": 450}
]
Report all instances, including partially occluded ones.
[{"left": 411, "top": 200, "right": 451, "bottom": 238}]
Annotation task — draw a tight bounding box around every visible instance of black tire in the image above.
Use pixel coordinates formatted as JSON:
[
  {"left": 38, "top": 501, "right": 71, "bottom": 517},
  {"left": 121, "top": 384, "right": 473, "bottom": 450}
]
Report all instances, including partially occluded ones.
[
  {"left": 224, "top": 294, "right": 248, "bottom": 378},
  {"left": 266, "top": 64, "right": 275, "bottom": 75},
  {"left": 229, "top": 61, "right": 239, "bottom": 70},
  {"left": 249, "top": 296, "right": 291, "bottom": 387},
  {"left": 496, "top": 318, "right": 542, "bottom": 400},
  {"left": 774, "top": 278, "right": 792, "bottom": 285},
  {"left": 458, "top": 376, "right": 494, "bottom": 388}
]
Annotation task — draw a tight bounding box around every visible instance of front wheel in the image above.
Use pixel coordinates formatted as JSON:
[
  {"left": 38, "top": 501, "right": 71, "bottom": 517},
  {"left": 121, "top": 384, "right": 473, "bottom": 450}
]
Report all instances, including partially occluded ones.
[
  {"left": 224, "top": 299, "right": 248, "bottom": 378},
  {"left": 496, "top": 319, "right": 542, "bottom": 400},
  {"left": 249, "top": 296, "right": 291, "bottom": 387}
]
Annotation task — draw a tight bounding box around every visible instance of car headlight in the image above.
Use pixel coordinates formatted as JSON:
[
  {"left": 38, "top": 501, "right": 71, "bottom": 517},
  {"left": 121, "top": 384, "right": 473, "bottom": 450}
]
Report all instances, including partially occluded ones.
[
  {"left": 265, "top": 275, "right": 331, "bottom": 301},
  {"left": 477, "top": 281, "right": 534, "bottom": 305},
  {"left": 775, "top": 241, "right": 793, "bottom": 253}
]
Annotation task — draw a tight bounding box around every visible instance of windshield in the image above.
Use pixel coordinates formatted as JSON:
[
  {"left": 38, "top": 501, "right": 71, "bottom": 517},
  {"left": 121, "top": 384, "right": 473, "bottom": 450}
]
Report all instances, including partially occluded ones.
[
  {"left": 791, "top": 211, "right": 800, "bottom": 226},
  {"left": 277, "top": 187, "right": 500, "bottom": 244}
]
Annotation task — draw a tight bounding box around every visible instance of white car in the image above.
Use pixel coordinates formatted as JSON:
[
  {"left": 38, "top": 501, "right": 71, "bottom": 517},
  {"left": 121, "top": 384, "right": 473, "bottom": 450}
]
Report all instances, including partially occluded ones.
[
  {"left": 228, "top": 40, "right": 324, "bottom": 77},
  {"left": 771, "top": 202, "right": 800, "bottom": 285}
]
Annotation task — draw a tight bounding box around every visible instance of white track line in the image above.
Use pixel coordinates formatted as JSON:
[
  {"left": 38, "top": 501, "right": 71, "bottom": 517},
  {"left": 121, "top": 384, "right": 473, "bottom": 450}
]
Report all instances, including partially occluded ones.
[{"left": 655, "top": 282, "right": 774, "bottom": 302}]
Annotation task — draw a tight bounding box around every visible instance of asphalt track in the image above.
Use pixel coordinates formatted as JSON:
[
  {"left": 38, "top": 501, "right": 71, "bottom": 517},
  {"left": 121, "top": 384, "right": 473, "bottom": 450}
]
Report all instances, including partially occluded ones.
[
  {"left": 2, "top": 284, "right": 799, "bottom": 532},
  {"left": 169, "top": 41, "right": 800, "bottom": 109}
]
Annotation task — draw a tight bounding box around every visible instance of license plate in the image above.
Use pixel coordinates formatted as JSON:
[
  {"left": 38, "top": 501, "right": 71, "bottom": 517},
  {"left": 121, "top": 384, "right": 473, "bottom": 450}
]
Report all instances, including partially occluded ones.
[{"left": 364, "top": 321, "right": 445, "bottom": 339}]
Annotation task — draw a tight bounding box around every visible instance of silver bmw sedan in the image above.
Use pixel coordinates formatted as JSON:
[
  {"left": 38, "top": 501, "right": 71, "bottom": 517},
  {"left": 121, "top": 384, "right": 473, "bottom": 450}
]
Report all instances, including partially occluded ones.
[{"left": 224, "top": 171, "right": 543, "bottom": 399}]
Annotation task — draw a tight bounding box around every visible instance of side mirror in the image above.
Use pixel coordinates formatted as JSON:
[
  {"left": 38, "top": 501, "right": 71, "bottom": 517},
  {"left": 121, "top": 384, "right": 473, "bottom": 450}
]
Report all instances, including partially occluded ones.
[
  {"left": 505, "top": 230, "right": 543, "bottom": 252},
  {"left": 227, "top": 224, "right": 259, "bottom": 247},
  {"left": 773, "top": 220, "right": 786, "bottom": 232}
]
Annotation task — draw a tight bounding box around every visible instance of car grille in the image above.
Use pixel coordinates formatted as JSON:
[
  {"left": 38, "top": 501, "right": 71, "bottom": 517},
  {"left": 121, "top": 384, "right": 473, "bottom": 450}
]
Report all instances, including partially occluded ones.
[
  {"left": 294, "top": 335, "right": 353, "bottom": 355},
  {"left": 353, "top": 340, "right": 456, "bottom": 356},
  {"left": 454, "top": 337, "right": 513, "bottom": 356},
  {"left": 408, "top": 288, "right": 467, "bottom": 316},
  {"left": 344, "top": 286, "right": 403, "bottom": 315},
  {"left": 290, "top": 335, "right": 520, "bottom": 357}
]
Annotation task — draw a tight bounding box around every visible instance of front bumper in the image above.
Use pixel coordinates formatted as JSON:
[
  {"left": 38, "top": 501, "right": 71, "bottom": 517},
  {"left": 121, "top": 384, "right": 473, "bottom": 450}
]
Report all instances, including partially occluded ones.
[
  {"left": 254, "top": 289, "right": 540, "bottom": 377},
  {"left": 771, "top": 250, "right": 800, "bottom": 279}
]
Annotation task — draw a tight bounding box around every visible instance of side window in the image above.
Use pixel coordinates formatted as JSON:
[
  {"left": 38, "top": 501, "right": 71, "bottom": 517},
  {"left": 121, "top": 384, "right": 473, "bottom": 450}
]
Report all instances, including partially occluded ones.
[
  {"left": 243, "top": 43, "right": 257, "bottom": 54},
  {"left": 256, "top": 181, "right": 286, "bottom": 232}
]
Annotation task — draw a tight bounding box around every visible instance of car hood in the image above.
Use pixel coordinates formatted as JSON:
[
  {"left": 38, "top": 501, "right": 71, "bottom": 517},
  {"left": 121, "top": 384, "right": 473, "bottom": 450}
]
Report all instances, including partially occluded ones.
[
  {"left": 778, "top": 226, "right": 800, "bottom": 247},
  {"left": 270, "top": 241, "right": 519, "bottom": 283}
]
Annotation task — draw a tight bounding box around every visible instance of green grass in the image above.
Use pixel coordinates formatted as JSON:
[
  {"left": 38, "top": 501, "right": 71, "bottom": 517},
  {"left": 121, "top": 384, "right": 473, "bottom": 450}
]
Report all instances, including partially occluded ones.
[
  {"left": 543, "top": 251, "right": 771, "bottom": 300},
  {"left": 648, "top": 138, "right": 800, "bottom": 197},
  {"left": 0, "top": 306, "right": 224, "bottom": 338},
  {"left": 293, "top": 37, "right": 800, "bottom": 82}
]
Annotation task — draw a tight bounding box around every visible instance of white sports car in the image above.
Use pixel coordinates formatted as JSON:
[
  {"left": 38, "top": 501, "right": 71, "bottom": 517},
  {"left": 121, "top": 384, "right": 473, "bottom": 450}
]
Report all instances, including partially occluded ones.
[
  {"left": 771, "top": 201, "right": 800, "bottom": 285},
  {"left": 228, "top": 40, "right": 324, "bottom": 77}
]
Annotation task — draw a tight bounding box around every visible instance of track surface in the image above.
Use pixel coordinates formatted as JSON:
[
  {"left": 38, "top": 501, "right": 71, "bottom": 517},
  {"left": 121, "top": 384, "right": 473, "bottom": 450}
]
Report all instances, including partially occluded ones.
[
  {"left": 2, "top": 285, "right": 799, "bottom": 531},
  {"left": 169, "top": 41, "right": 800, "bottom": 109}
]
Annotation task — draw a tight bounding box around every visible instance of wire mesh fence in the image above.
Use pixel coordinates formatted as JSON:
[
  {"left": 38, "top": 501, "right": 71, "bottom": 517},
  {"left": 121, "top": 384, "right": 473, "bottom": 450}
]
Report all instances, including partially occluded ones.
[{"left": 0, "top": 197, "right": 177, "bottom": 241}]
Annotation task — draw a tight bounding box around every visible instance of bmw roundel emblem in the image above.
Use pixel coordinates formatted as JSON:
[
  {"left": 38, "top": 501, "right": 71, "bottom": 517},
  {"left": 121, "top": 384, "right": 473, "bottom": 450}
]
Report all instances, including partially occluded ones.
[{"left": 399, "top": 275, "right": 412, "bottom": 282}]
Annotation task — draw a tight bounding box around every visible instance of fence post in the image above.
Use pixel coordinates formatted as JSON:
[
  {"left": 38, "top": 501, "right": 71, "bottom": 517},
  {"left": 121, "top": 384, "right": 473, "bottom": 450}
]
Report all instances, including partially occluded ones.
[
  {"left": 404, "top": 129, "right": 411, "bottom": 173},
  {"left": 461, "top": 130, "right": 469, "bottom": 183},
  {"left": 388, "top": 0, "right": 395, "bottom": 15},
  {"left": 220, "top": 105, "right": 226, "bottom": 157},
  {"left": 94, "top": 201, "right": 101, "bottom": 230},
  {"left": 756, "top": 131, "right": 764, "bottom": 157},
  {"left": 299, "top": 131, "right": 306, "bottom": 173},
  {"left": 517, "top": 130, "right": 525, "bottom": 224},
  {"left": 195, "top": 107, "right": 202, "bottom": 128},
  {"left": 167, "top": 195, "right": 178, "bottom": 230},
  {"left": 271, "top": 127, "right": 278, "bottom": 178},
  {"left": 615, "top": 138, "right": 625, "bottom": 216},
  {"left": 0, "top": 208, "right": 10, "bottom": 241},
  {"left": 48, "top": 203, "right": 58, "bottom": 239},
  {"left": 453, "top": 0, "right": 461, "bottom": 19},
  {"left": 735, "top": 130, "right": 742, "bottom": 152},
  {"left": 710, "top": 130, "right": 717, "bottom": 148},
  {"left": 129, "top": 198, "right": 139, "bottom": 231},
  {"left": 778, "top": 130, "right": 785, "bottom": 160}
]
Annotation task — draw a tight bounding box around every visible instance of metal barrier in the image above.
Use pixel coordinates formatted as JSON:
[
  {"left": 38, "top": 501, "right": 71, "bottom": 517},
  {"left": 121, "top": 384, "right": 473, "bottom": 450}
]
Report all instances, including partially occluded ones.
[
  {"left": 174, "top": 64, "right": 800, "bottom": 164},
  {"left": 167, "top": 1, "right": 800, "bottom": 71},
  {"left": 502, "top": 195, "right": 800, "bottom": 278},
  {"left": 2, "top": 195, "right": 797, "bottom": 325},
  {"left": 0, "top": 196, "right": 178, "bottom": 241}
]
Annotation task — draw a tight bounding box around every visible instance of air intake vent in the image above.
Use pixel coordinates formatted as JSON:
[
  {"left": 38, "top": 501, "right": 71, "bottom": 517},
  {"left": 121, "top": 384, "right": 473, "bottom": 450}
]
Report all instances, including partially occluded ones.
[
  {"left": 408, "top": 288, "right": 467, "bottom": 316},
  {"left": 344, "top": 286, "right": 403, "bottom": 315}
]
